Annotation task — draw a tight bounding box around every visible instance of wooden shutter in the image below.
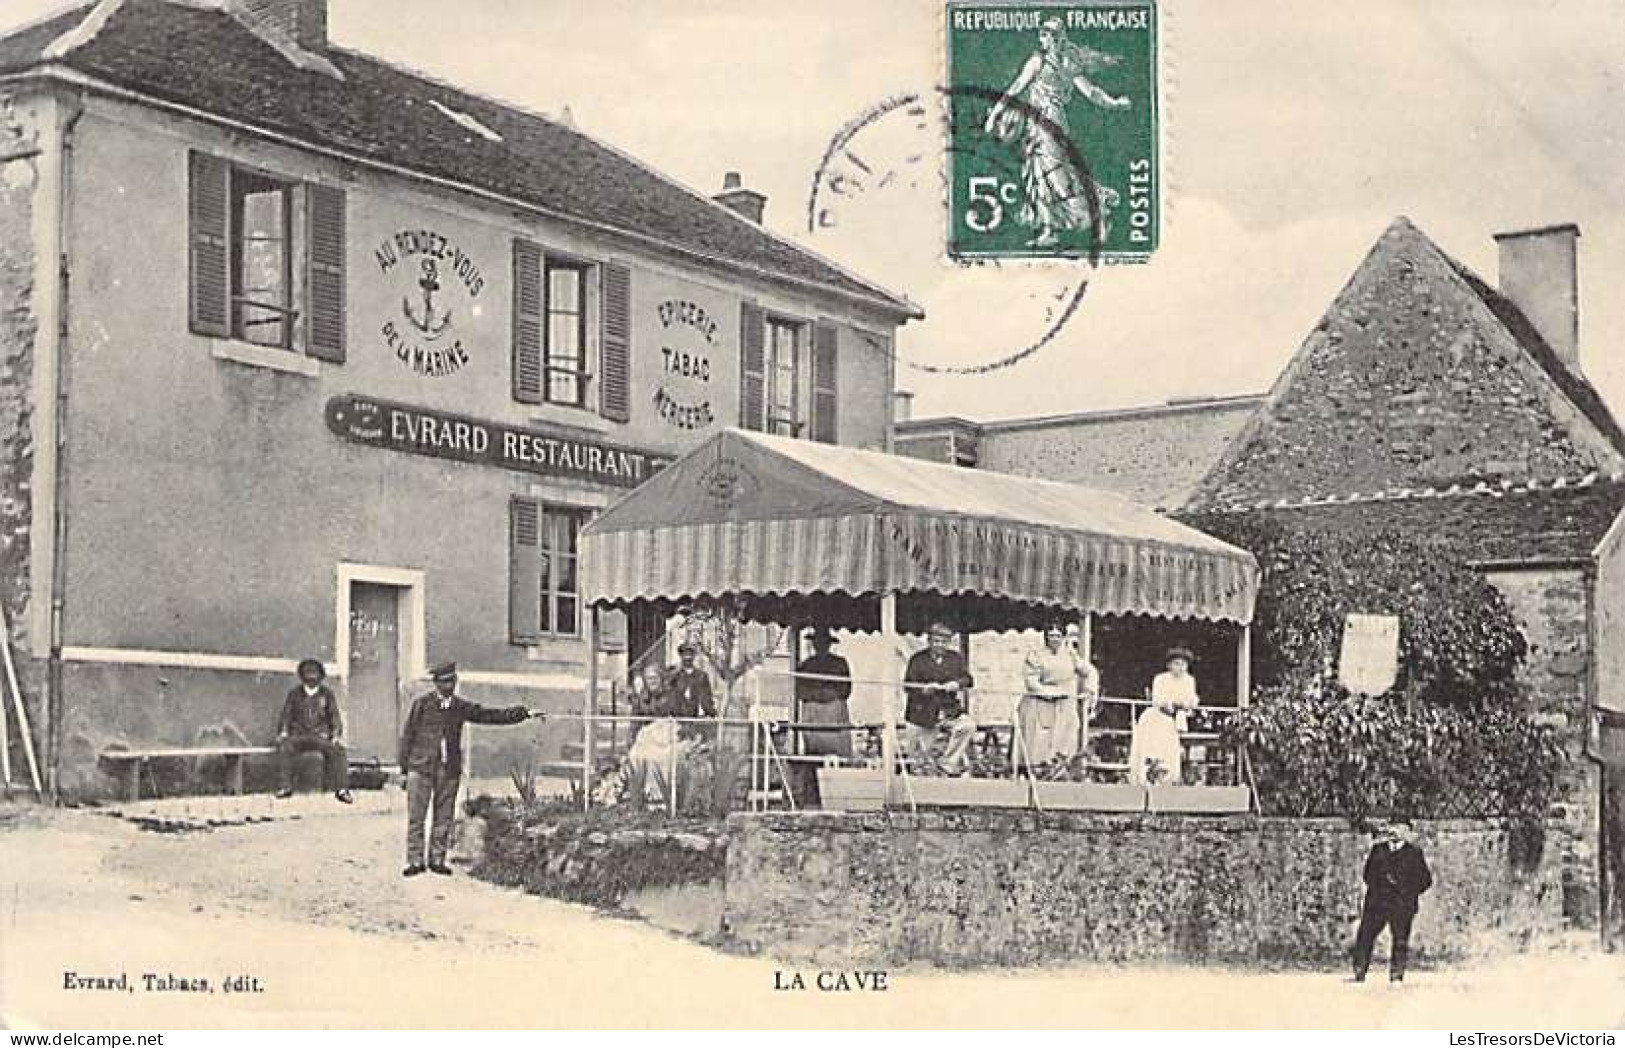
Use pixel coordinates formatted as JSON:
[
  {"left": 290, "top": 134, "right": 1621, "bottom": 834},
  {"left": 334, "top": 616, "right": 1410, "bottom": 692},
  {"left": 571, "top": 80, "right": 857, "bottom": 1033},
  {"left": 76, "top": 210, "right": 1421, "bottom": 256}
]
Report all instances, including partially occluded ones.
[
  {"left": 512, "top": 240, "right": 544, "bottom": 404},
  {"left": 306, "top": 183, "right": 347, "bottom": 362},
  {"left": 599, "top": 262, "right": 631, "bottom": 422},
  {"left": 811, "top": 320, "right": 839, "bottom": 444},
  {"left": 739, "top": 302, "right": 765, "bottom": 431},
  {"left": 188, "top": 151, "right": 231, "bottom": 338},
  {"left": 508, "top": 496, "right": 543, "bottom": 645}
]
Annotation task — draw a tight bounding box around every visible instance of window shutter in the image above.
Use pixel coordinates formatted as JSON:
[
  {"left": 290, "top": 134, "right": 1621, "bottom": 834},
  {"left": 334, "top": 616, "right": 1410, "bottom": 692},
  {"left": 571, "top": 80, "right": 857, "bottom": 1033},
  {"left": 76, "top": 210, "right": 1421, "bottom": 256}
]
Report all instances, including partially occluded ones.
[
  {"left": 188, "top": 151, "right": 231, "bottom": 338},
  {"left": 508, "top": 496, "right": 543, "bottom": 645},
  {"left": 739, "top": 302, "right": 765, "bottom": 431},
  {"left": 512, "top": 239, "right": 544, "bottom": 404},
  {"left": 306, "top": 183, "right": 347, "bottom": 362},
  {"left": 599, "top": 262, "right": 632, "bottom": 422},
  {"left": 811, "top": 320, "right": 839, "bottom": 444}
]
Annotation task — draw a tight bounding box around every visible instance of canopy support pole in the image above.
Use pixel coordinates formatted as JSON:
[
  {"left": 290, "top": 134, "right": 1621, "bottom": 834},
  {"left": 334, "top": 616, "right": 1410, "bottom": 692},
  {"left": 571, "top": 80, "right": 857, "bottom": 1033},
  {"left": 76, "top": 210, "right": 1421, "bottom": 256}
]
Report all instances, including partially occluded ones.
[
  {"left": 880, "top": 592, "right": 898, "bottom": 811},
  {"left": 1236, "top": 625, "right": 1252, "bottom": 708},
  {"left": 584, "top": 605, "right": 600, "bottom": 812}
]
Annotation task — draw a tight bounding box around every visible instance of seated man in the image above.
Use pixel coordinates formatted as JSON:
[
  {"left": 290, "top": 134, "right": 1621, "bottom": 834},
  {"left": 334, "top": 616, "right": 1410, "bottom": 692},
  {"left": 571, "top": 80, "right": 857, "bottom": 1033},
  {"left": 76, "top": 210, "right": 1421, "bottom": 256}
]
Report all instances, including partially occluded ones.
[
  {"left": 276, "top": 659, "right": 352, "bottom": 803},
  {"left": 902, "top": 622, "right": 976, "bottom": 776}
]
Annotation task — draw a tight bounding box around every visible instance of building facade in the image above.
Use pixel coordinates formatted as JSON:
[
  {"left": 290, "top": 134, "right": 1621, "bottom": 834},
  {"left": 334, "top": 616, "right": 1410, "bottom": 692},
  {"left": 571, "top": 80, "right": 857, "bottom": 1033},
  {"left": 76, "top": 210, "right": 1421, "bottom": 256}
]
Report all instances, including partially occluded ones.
[{"left": 0, "top": 0, "right": 917, "bottom": 794}]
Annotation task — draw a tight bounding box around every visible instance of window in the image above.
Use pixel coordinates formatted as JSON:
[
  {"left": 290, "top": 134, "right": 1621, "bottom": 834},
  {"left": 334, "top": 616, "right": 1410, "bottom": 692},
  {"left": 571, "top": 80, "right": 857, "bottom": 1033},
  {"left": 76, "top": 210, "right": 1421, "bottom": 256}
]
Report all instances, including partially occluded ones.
[
  {"left": 231, "top": 171, "right": 295, "bottom": 348},
  {"left": 510, "top": 497, "right": 589, "bottom": 643},
  {"left": 545, "top": 261, "right": 589, "bottom": 406},
  {"left": 189, "top": 151, "right": 347, "bottom": 363},
  {"left": 766, "top": 317, "right": 802, "bottom": 436},
  {"left": 537, "top": 508, "right": 583, "bottom": 636}
]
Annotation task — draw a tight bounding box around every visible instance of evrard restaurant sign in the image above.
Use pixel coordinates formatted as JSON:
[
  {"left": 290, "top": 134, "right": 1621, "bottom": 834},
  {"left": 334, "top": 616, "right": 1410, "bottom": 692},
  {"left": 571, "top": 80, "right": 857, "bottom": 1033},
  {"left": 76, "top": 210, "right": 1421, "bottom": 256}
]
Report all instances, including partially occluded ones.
[{"left": 325, "top": 395, "right": 670, "bottom": 488}]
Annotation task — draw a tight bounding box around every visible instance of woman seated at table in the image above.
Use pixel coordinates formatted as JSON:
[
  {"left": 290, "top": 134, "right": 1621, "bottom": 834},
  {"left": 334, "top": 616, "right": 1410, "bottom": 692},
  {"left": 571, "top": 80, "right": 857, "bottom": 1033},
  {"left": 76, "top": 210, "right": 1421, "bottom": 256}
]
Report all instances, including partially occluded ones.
[
  {"left": 1129, "top": 647, "right": 1199, "bottom": 786},
  {"left": 1017, "top": 623, "right": 1086, "bottom": 769},
  {"left": 626, "top": 663, "right": 681, "bottom": 804}
]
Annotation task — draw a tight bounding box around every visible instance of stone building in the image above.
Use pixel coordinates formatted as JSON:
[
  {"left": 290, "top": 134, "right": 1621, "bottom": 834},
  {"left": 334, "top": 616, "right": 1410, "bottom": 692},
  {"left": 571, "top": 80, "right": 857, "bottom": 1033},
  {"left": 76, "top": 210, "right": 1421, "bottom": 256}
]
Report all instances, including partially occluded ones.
[
  {"left": 1184, "top": 217, "right": 1625, "bottom": 939},
  {"left": 0, "top": 0, "right": 918, "bottom": 795},
  {"left": 895, "top": 394, "right": 1263, "bottom": 510},
  {"left": 901, "top": 216, "right": 1625, "bottom": 942}
]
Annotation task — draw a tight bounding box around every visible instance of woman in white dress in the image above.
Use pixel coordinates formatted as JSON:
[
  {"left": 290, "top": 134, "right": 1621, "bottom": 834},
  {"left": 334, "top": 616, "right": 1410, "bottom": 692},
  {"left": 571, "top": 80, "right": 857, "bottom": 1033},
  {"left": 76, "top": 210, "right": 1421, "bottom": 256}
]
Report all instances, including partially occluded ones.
[
  {"left": 1018, "top": 624, "right": 1085, "bottom": 769},
  {"left": 1129, "top": 647, "right": 1198, "bottom": 786}
]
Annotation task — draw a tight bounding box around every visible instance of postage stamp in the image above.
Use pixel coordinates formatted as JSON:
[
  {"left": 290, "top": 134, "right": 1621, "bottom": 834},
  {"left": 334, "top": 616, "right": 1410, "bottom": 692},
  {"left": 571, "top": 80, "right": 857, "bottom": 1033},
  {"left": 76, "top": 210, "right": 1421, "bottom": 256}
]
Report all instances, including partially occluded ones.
[{"left": 946, "top": 0, "right": 1160, "bottom": 261}]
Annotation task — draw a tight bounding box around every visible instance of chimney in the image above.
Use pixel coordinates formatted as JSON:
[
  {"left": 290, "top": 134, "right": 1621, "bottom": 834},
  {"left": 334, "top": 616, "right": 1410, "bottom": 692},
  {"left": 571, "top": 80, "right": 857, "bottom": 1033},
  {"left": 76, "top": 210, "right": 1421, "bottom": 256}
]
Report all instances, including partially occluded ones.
[
  {"left": 713, "top": 171, "right": 766, "bottom": 225},
  {"left": 893, "top": 390, "right": 915, "bottom": 424},
  {"left": 1493, "top": 223, "right": 1581, "bottom": 372},
  {"left": 229, "top": 0, "right": 328, "bottom": 52}
]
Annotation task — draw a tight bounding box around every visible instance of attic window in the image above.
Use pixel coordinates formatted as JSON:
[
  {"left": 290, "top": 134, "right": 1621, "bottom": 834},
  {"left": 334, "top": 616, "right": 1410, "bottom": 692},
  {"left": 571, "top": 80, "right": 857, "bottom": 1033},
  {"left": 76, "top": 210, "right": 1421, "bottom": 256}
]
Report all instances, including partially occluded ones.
[{"left": 428, "top": 100, "right": 502, "bottom": 143}]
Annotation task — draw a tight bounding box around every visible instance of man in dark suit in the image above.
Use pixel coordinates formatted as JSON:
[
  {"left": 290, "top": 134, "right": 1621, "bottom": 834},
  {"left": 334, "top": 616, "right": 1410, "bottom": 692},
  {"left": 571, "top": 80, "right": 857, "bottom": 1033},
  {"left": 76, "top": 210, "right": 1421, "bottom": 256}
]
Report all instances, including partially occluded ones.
[
  {"left": 398, "top": 662, "right": 540, "bottom": 877},
  {"left": 275, "top": 659, "right": 352, "bottom": 803},
  {"left": 1352, "top": 819, "right": 1434, "bottom": 982}
]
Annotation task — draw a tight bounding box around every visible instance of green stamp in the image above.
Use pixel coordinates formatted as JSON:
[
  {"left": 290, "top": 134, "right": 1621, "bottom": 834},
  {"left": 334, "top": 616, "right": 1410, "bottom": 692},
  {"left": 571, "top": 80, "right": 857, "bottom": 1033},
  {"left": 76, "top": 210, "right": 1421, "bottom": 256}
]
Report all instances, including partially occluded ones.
[{"left": 946, "top": 1, "right": 1159, "bottom": 262}]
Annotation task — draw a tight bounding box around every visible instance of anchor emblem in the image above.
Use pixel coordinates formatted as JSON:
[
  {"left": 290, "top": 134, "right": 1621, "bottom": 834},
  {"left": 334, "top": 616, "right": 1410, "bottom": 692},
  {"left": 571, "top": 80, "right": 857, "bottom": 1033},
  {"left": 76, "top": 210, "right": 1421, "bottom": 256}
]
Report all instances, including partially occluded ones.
[{"left": 402, "top": 257, "right": 453, "bottom": 340}]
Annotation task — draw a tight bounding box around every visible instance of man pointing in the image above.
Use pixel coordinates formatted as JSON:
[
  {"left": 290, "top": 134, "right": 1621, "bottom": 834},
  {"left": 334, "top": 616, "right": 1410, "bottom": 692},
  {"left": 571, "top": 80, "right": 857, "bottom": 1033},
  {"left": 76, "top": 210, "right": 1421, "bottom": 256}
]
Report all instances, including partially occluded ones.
[{"left": 399, "top": 661, "right": 541, "bottom": 877}]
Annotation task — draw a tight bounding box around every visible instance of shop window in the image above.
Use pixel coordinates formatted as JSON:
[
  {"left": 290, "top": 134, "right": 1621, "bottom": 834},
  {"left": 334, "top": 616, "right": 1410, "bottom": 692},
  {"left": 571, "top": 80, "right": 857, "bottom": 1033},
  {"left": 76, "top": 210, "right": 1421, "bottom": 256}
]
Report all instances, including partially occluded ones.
[
  {"left": 510, "top": 497, "right": 589, "bottom": 643},
  {"left": 188, "top": 151, "right": 346, "bottom": 363}
]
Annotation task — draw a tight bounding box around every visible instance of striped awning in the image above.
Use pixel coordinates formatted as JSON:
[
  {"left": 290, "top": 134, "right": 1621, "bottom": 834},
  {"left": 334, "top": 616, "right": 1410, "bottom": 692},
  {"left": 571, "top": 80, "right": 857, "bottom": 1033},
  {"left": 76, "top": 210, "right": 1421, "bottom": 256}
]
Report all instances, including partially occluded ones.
[{"left": 581, "top": 429, "right": 1257, "bottom": 625}]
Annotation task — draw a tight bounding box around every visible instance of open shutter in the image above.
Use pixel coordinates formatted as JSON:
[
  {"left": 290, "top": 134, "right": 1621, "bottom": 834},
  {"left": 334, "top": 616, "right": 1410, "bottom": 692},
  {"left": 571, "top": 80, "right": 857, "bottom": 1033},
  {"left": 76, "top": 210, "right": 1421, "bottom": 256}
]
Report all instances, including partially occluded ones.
[
  {"left": 306, "top": 183, "right": 347, "bottom": 362},
  {"left": 811, "top": 320, "right": 839, "bottom": 444},
  {"left": 599, "top": 262, "right": 631, "bottom": 422},
  {"left": 508, "top": 496, "right": 543, "bottom": 644},
  {"left": 188, "top": 151, "right": 231, "bottom": 338},
  {"left": 739, "top": 302, "right": 765, "bottom": 431},
  {"left": 512, "top": 239, "right": 544, "bottom": 404}
]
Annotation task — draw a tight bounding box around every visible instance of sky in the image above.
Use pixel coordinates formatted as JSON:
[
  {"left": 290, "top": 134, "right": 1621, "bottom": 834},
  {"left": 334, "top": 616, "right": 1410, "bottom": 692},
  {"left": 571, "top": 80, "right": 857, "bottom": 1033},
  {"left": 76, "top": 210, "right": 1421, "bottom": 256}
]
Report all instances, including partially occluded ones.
[{"left": 5, "top": 0, "right": 1625, "bottom": 424}]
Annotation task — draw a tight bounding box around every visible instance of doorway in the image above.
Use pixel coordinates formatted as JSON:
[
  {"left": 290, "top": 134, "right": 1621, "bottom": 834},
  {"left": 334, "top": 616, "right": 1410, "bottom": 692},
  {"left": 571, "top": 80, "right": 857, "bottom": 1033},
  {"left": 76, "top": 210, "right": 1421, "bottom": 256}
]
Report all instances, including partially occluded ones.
[{"left": 346, "top": 582, "right": 402, "bottom": 759}]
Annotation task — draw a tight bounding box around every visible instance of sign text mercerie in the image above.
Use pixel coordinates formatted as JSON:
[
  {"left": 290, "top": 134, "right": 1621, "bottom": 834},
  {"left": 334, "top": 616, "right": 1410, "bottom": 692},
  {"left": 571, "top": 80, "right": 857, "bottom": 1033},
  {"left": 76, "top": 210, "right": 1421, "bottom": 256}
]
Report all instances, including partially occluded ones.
[{"left": 325, "top": 395, "right": 670, "bottom": 488}]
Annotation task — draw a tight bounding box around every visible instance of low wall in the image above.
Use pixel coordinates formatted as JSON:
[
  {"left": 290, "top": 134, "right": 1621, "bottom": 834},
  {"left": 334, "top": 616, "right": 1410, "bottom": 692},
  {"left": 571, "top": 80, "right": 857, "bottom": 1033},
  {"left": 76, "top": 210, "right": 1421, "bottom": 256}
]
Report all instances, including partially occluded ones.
[{"left": 723, "top": 811, "right": 1564, "bottom": 968}]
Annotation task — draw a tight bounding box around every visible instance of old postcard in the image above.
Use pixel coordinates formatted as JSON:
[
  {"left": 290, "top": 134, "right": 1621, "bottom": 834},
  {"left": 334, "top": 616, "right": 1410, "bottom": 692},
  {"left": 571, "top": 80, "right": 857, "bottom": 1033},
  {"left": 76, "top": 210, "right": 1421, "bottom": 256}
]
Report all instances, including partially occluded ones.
[{"left": 1, "top": 0, "right": 1623, "bottom": 1033}]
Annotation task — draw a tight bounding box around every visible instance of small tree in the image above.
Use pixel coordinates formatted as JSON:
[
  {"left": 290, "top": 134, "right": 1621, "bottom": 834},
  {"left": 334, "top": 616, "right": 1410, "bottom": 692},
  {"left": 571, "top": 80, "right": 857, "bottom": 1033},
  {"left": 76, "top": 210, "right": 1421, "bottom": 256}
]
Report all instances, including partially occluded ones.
[{"left": 674, "top": 597, "right": 784, "bottom": 814}]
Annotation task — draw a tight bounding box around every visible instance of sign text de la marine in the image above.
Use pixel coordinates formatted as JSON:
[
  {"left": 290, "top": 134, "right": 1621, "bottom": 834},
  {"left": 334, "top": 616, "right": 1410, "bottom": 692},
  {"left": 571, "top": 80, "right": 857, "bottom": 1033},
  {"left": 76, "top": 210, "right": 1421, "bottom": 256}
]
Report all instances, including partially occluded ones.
[{"left": 325, "top": 395, "right": 670, "bottom": 488}]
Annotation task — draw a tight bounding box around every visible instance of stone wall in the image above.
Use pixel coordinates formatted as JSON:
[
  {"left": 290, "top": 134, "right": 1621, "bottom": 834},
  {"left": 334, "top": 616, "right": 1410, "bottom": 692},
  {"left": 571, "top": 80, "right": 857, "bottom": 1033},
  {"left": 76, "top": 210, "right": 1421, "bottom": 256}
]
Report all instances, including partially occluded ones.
[
  {"left": 723, "top": 811, "right": 1563, "bottom": 968},
  {"left": 0, "top": 131, "right": 39, "bottom": 781},
  {"left": 1484, "top": 567, "right": 1599, "bottom": 927}
]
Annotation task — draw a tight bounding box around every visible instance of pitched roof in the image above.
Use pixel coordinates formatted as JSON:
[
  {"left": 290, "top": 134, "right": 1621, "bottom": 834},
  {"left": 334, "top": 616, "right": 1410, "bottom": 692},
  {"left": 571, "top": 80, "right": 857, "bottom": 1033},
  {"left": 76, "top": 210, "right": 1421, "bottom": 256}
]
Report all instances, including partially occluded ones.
[
  {"left": 1190, "top": 217, "right": 1625, "bottom": 508},
  {"left": 1183, "top": 475, "right": 1625, "bottom": 565},
  {"left": 0, "top": 0, "right": 919, "bottom": 319}
]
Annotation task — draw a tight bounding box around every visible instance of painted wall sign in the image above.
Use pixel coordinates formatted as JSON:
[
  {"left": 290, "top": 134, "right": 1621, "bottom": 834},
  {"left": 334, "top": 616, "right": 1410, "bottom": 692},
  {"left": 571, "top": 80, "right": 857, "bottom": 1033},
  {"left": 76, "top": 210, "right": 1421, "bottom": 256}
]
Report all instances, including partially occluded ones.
[
  {"left": 374, "top": 229, "right": 486, "bottom": 378},
  {"left": 1339, "top": 613, "right": 1401, "bottom": 697},
  {"left": 325, "top": 395, "right": 670, "bottom": 488},
  {"left": 653, "top": 297, "right": 718, "bottom": 430}
]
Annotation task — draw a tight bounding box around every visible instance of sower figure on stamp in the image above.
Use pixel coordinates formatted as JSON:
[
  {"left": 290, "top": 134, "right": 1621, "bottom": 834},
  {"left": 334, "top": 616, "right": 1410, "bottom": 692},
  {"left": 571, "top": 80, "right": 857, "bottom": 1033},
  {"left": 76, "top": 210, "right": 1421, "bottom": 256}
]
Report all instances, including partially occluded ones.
[
  {"left": 902, "top": 622, "right": 976, "bottom": 777},
  {"left": 399, "top": 662, "right": 540, "bottom": 877},
  {"left": 1352, "top": 819, "right": 1433, "bottom": 983},
  {"left": 275, "top": 658, "right": 352, "bottom": 803},
  {"left": 983, "top": 17, "right": 1131, "bottom": 248}
]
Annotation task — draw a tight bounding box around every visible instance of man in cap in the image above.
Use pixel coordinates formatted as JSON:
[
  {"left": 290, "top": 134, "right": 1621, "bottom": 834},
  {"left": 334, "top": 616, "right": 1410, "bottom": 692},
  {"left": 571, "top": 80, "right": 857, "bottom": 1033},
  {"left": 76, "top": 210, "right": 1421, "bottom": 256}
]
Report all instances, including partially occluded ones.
[
  {"left": 1351, "top": 818, "right": 1433, "bottom": 983},
  {"left": 666, "top": 641, "right": 716, "bottom": 742},
  {"left": 398, "top": 662, "right": 540, "bottom": 876},
  {"left": 902, "top": 622, "right": 976, "bottom": 776},
  {"left": 787, "top": 626, "right": 855, "bottom": 807},
  {"left": 275, "top": 658, "right": 352, "bottom": 803}
]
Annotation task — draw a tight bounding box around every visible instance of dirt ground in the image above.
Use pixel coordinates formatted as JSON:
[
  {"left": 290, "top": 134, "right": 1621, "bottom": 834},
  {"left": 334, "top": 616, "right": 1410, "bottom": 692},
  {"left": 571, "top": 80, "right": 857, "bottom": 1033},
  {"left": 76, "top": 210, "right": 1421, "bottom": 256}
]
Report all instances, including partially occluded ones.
[{"left": 1, "top": 791, "right": 1622, "bottom": 1030}]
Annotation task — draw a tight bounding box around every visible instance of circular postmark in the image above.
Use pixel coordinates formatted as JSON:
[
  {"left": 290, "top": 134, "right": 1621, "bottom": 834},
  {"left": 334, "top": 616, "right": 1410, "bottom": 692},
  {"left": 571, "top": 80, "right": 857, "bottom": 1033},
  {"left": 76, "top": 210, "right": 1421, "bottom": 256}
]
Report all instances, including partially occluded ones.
[{"left": 807, "top": 84, "right": 1107, "bottom": 376}]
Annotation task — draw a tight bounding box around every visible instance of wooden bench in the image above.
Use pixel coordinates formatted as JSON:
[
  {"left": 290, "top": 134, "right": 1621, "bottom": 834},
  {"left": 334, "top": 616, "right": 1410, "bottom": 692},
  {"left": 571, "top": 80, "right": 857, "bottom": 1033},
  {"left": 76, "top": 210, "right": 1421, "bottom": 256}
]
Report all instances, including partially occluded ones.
[{"left": 100, "top": 746, "right": 275, "bottom": 802}]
